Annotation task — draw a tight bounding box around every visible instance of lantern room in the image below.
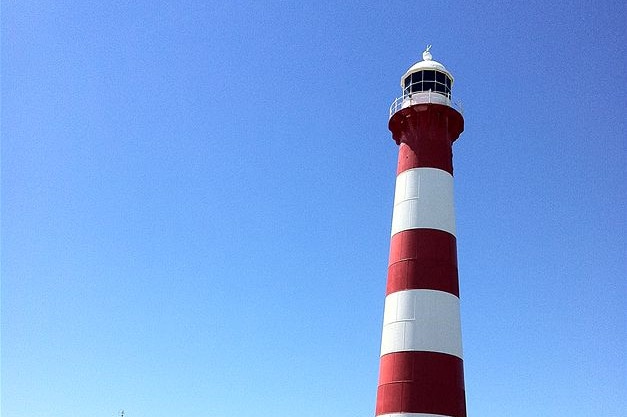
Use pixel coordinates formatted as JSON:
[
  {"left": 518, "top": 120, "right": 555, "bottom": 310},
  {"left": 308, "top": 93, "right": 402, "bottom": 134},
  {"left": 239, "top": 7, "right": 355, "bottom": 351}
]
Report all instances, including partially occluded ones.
[
  {"left": 389, "top": 45, "right": 462, "bottom": 119},
  {"left": 401, "top": 45, "right": 454, "bottom": 98}
]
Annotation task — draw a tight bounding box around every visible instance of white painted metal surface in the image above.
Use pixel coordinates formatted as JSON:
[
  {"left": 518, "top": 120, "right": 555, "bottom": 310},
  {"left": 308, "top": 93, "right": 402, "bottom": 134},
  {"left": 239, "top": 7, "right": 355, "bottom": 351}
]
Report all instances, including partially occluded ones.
[
  {"left": 401, "top": 59, "right": 452, "bottom": 84},
  {"left": 380, "top": 289, "right": 463, "bottom": 359},
  {"left": 391, "top": 168, "right": 456, "bottom": 237},
  {"left": 389, "top": 91, "right": 463, "bottom": 119}
]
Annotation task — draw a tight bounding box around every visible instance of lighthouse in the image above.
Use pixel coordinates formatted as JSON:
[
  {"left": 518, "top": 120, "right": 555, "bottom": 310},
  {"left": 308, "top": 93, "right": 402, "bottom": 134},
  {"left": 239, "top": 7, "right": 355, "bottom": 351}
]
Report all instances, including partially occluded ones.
[{"left": 375, "top": 47, "right": 466, "bottom": 417}]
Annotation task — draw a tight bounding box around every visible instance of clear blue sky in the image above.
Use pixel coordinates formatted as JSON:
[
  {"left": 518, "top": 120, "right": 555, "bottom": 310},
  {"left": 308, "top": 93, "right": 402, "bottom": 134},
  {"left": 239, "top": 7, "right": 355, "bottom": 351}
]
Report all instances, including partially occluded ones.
[{"left": 3, "top": 1, "right": 626, "bottom": 416}]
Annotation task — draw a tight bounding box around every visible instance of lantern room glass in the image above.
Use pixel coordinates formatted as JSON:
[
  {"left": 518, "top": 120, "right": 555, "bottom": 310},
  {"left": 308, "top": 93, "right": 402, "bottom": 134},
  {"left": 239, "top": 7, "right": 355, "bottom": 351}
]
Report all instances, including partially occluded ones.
[{"left": 403, "top": 70, "right": 451, "bottom": 98}]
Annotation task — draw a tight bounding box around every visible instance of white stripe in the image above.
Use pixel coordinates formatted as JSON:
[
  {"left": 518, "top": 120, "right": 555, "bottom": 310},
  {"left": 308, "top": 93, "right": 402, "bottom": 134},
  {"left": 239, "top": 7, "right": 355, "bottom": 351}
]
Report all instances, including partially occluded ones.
[
  {"left": 391, "top": 168, "right": 456, "bottom": 237},
  {"left": 377, "top": 413, "right": 455, "bottom": 417},
  {"left": 380, "top": 289, "right": 463, "bottom": 358}
]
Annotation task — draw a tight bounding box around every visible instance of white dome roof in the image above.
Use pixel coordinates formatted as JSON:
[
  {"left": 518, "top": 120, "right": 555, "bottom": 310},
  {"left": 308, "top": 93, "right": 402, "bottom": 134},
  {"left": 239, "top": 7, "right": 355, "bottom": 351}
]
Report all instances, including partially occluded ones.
[{"left": 400, "top": 47, "right": 455, "bottom": 87}]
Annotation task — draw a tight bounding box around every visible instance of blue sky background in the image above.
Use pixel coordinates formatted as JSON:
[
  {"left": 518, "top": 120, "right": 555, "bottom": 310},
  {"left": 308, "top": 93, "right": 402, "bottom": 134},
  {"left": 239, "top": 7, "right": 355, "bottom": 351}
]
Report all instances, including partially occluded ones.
[{"left": 2, "top": 1, "right": 626, "bottom": 416}]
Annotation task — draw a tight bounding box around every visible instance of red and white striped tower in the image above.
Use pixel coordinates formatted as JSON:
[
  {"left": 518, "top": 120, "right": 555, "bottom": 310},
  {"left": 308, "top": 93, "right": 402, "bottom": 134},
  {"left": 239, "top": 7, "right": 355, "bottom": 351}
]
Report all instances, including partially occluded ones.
[{"left": 375, "top": 47, "right": 466, "bottom": 417}]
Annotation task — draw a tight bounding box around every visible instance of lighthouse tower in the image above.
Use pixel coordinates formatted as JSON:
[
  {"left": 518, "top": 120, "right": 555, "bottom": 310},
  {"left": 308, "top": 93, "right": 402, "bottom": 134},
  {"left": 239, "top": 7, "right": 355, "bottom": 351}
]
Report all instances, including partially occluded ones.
[{"left": 375, "top": 47, "right": 466, "bottom": 417}]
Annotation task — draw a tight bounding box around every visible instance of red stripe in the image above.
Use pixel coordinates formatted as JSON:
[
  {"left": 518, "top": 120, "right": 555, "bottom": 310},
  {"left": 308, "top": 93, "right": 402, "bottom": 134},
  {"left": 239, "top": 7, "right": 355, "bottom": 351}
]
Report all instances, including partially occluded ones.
[
  {"left": 387, "top": 229, "right": 459, "bottom": 297},
  {"left": 389, "top": 104, "right": 464, "bottom": 175},
  {"left": 376, "top": 351, "right": 466, "bottom": 417},
  {"left": 396, "top": 140, "right": 453, "bottom": 176}
]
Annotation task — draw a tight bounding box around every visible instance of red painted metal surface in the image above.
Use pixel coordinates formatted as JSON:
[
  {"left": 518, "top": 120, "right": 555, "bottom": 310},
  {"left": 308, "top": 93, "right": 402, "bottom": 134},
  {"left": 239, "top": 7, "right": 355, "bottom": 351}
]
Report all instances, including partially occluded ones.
[
  {"left": 376, "top": 351, "right": 466, "bottom": 417},
  {"left": 390, "top": 104, "right": 464, "bottom": 176},
  {"left": 387, "top": 229, "right": 459, "bottom": 297}
]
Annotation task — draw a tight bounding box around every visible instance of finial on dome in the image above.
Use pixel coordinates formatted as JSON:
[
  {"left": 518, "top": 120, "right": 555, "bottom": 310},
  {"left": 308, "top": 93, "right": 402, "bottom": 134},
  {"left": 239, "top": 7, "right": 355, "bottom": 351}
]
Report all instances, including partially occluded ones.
[{"left": 422, "top": 44, "right": 432, "bottom": 61}]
